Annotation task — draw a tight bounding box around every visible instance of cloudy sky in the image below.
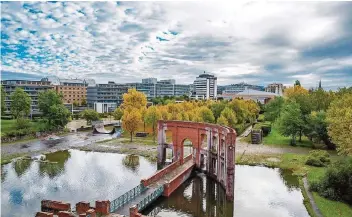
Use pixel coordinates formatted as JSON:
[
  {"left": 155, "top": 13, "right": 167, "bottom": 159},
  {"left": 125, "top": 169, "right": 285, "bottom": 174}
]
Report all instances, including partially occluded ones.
[{"left": 1, "top": 1, "right": 352, "bottom": 89}]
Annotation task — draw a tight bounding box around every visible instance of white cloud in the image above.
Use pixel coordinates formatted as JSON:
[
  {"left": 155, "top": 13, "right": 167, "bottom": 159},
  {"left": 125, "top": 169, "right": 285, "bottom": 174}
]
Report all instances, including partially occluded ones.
[{"left": 1, "top": 1, "right": 352, "bottom": 89}]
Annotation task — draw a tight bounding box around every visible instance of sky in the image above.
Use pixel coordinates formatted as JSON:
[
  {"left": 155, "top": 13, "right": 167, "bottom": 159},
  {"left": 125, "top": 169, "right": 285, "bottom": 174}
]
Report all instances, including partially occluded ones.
[{"left": 1, "top": 1, "right": 352, "bottom": 90}]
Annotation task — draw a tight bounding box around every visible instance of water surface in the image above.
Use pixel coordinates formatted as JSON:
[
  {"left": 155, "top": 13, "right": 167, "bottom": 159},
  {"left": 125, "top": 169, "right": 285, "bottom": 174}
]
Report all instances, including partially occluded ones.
[{"left": 1, "top": 150, "right": 157, "bottom": 217}]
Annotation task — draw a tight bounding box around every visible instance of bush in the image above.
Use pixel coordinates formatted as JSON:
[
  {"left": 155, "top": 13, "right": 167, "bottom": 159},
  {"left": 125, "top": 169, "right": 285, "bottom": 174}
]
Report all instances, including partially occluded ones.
[
  {"left": 310, "top": 157, "right": 352, "bottom": 205},
  {"left": 15, "top": 118, "right": 31, "bottom": 130},
  {"left": 305, "top": 150, "right": 330, "bottom": 167},
  {"left": 253, "top": 122, "right": 272, "bottom": 137}
]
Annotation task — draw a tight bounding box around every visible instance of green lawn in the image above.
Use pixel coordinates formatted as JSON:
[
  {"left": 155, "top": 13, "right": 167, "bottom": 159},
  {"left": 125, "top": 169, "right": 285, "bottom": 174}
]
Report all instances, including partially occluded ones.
[
  {"left": 1, "top": 119, "right": 18, "bottom": 133},
  {"left": 263, "top": 126, "right": 313, "bottom": 148},
  {"left": 312, "top": 192, "right": 352, "bottom": 217}
]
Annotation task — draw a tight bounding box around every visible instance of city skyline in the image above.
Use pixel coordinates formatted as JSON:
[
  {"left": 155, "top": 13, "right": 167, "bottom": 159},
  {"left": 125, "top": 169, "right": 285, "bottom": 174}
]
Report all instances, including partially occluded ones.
[{"left": 1, "top": 2, "right": 352, "bottom": 90}]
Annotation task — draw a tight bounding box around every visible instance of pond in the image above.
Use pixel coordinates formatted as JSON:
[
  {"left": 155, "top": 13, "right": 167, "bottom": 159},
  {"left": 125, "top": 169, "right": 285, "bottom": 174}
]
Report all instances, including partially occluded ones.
[
  {"left": 1, "top": 150, "right": 157, "bottom": 217},
  {"left": 1, "top": 150, "right": 310, "bottom": 217},
  {"left": 142, "top": 165, "right": 310, "bottom": 217}
]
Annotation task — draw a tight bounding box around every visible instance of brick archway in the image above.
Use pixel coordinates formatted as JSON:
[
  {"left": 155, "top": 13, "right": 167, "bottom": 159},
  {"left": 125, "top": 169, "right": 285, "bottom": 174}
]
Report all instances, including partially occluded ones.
[{"left": 157, "top": 120, "right": 236, "bottom": 200}]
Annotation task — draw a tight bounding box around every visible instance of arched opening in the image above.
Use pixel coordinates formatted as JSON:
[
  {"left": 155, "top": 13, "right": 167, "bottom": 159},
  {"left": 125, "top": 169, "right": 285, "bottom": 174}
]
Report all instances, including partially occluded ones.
[
  {"left": 220, "top": 139, "right": 225, "bottom": 156},
  {"left": 201, "top": 134, "right": 208, "bottom": 149},
  {"left": 212, "top": 136, "right": 218, "bottom": 153},
  {"left": 183, "top": 138, "right": 193, "bottom": 158}
]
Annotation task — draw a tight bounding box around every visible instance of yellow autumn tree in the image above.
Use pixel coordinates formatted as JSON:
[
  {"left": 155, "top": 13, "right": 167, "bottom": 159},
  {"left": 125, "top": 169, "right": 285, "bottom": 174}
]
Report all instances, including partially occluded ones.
[
  {"left": 122, "top": 108, "right": 142, "bottom": 142},
  {"left": 284, "top": 85, "right": 309, "bottom": 99},
  {"left": 144, "top": 106, "right": 162, "bottom": 142},
  {"left": 122, "top": 88, "right": 147, "bottom": 112}
]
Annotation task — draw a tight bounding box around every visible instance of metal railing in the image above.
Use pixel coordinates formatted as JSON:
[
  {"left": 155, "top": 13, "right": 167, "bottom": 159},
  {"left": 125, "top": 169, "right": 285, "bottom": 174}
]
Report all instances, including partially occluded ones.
[
  {"left": 109, "top": 183, "right": 146, "bottom": 213},
  {"left": 147, "top": 206, "right": 162, "bottom": 216},
  {"left": 137, "top": 185, "right": 164, "bottom": 211}
]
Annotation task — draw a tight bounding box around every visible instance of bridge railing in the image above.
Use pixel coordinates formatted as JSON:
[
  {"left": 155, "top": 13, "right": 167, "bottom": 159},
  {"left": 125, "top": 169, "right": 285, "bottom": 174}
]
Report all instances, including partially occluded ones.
[
  {"left": 109, "top": 183, "right": 146, "bottom": 213},
  {"left": 137, "top": 185, "right": 164, "bottom": 212}
]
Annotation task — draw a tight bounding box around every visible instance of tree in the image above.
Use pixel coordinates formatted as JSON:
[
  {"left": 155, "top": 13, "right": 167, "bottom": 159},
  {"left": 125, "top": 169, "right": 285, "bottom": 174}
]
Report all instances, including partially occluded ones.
[
  {"left": 1, "top": 85, "right": 6, "bottom": 115},
  {"left": 198, "top": 106, "right": 215, "bottom": 123},
  {"left": 306, "top": 111, "right": 334, "bottom": 149},
  {"left": 48, "top": 104, "right": 71, "bottom": 128},
  {"left": 80, "top": 109, "right": 100, "bottom": 125},
  {"left": 294, "top": 80, "right": 301, "bottom": 86},
  {"left": 113, "top": 107, "right": 123, "bottom": 120},
  {"left": 276, "top": 101, "right": 304, "bottom": 146},
  {"left": 141, "top": 107, "right": 147, "bottom": 131},
  {"left": 122, "top": 88, "right": 147, "bottom": 112},
  {"left": 264, "top": 97, "right": 285, "bottom": 121},
  {"left": 219, "top": 107, "right": 237, "bottom": 128},
  {"left": 73, "top": 101, "right": 79, "bottom": 107},
  {"left": 10, "top": 88, "right": 31, "bottom": 119},
  {"left": 81, "top": 98, "right": 87, "bottom": 106},
  {"left": 309, "top": 89, "right": 335, "bottom": 112},
  {"left": 209, "top": 101, "right": 226, "bottom": 121},
  {"left": 217, "top": 115, "right": 229, "bottom": 126},
  {"left": 144, "top": 106, "right": 162, "bottom": 142},
  {"left": 122, "top": 109, "right": 142, "bottom": 142},
  {"left": 38, "top": 90, "right": 63, "bottom": 117},
  {"left": 326, "top": 93, "right": 352, "bottom": 155}
]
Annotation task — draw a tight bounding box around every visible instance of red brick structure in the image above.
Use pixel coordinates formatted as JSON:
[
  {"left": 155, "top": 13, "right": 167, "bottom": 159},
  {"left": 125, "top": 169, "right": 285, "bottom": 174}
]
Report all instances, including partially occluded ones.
[
  {"left": 76, "top": 201, "right": 90, "bottom": 214},
  {"left": 41, "top": 200, "right": 71, "bottom": 213},
  {"left": 157, "top": 120, "right": 236, "bottom": 200},
  {"left": 163, "top": 163, "right": 195, "bottom": 197},
  {"left": 35, "top": 212, "right": 53, "bottom": 217},
  {"left": 57, "top": 211, "right": 75, "bottom": 217},
  {"left": 95, "top": 200, "right": 110, "bottom": 215}
]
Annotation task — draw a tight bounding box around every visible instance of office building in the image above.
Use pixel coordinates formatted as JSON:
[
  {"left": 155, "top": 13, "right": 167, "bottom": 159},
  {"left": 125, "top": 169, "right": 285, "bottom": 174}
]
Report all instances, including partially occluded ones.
[
  {"left": 1, "top": 79, "right": 54, "bottom": 115},
  {"left": 45, "top": 76, "right": 91, "bottom": 105},
  {"left": 87, "top": 81, "right": 128, "bottom": 112},
  {"left": 223, "top": 82, "right": 264, "bottom": 94},
  {"left": 193, "top": 72, "right": 217, "bottom": 99},
  {"left": 142, "top": 78, "right": 157, "bottom": 84},
  {"left": 236, "top": 88, "right": 279, "bottom": 104},
  {"left": 265, "top": 83, "right": 283, "bottom": 96}
]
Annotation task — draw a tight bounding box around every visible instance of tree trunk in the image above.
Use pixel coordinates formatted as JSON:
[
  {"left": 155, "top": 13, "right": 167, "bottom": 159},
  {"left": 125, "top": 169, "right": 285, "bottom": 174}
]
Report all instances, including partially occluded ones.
[
  {"left": 144, "top": 122, "right": 145, "bottom": 132},
  {"left": 153, "top": 124, "right": 155, "bottom": 143},
  {"left": 130, "top": 132, "right": 133, "bottom": 142},
  {"left": 299, "top": 129, "right": 302, "bottom": 142}
]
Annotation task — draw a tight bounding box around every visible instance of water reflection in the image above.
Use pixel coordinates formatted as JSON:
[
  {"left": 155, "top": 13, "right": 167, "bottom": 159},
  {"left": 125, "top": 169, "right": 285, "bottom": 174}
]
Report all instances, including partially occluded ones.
[
  {"left": 143, "top": 166, "right": 309, "bottom": 217},
  {"left": 142, "top": 173, "right": 234, "bottom": 217},
  {"left": 39, "top": 150, "right": 71, "bottom": 178},
  {"left": 13, "top": 159, "right": 32, "bottom": 177},
  {"left": 122, "top": 154, "right": 140, "bottom": 171},
  {"left": 234, "top": 166, "right": 309, "bottom": 217},
  {"left": 1, "top": 150, "right": 157, "bottom": 217}
]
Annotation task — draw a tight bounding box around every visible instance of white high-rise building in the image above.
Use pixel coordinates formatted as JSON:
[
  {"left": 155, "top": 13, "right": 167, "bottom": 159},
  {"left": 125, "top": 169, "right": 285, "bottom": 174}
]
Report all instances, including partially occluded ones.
[{"left": 193, "top": 71, "right": 217, "bottom": 99}]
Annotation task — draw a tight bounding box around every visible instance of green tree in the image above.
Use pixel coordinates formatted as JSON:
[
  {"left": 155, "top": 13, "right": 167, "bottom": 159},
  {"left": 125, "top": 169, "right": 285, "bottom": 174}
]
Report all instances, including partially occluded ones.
[
  {"left": 10, "top": 88, "right": 31, "bottom": 119},
  {"left": 309, "top": 89, "right": 335, "bottom": 112},
  {"left": 217, "top": 115, "right": 229, "bottom": 126},
  {"left": 219, "top": 107, "right": 237, "bottom": 128},
  {"left": 122, "top": 108, "right": 142, "bottom": 142},
  {"left": 294, "top": 80, "right": 301, "bottom": 86},
  {"left": 113, "top": 107, "right": 123, "bottom": 120},
  {"left": 73, "top": 101, "right": 79, "bottom": 107},
  {"left": 326, "top": 93, "right": 352, "bottom": 155},
  {"left": 198, "top": 106, "right": 215, "bottom": 123},
  {"left": 48, "top": 104, "right": 71, "bottom": 128},
  {"left": 1, "top": 85, "right": 6, "bottom": 115},
  {"left": 81, "top": 98, "right": 87, "bottom": 106},
  {"left": 80, "top": 109, "right": 100, "bottom": 125},
  {"left": 38, "top": 90, "right": 63, "bottom": 116},
  {"left": 264, "top": 97, "right": 285, "bottom": 122},
  {"left": 306, "top": 111, "right": 334, "bottom": 149},
  {"left": 144, "top": 106, "right": 162, "bottom": 142},
  {"left": 276, "top": 101, "right": 304, "bottom": 146},
  {"left": 210, "top": 102, "right": 226, "bottom": 121}
]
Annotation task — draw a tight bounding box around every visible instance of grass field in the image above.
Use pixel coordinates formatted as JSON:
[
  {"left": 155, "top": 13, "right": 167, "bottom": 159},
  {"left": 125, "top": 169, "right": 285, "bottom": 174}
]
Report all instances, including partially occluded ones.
[
  {"left": 263, "top": 126, "right": 313, "bottom": 148},
  {"left": 1, "top": 119, "right": 18, "bottom": 133}
]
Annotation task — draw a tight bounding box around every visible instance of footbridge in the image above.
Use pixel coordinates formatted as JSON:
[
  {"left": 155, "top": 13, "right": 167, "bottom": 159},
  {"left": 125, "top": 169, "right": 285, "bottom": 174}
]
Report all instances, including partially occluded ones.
[{"left": 36, "top": 121, "right": 236, "bottom": 217}]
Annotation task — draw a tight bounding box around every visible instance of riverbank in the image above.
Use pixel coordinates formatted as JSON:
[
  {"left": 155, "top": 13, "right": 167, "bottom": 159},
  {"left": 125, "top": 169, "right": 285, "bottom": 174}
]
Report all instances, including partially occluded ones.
[{"left": 236, "top": 152, "right": 352, "bottom": 217}]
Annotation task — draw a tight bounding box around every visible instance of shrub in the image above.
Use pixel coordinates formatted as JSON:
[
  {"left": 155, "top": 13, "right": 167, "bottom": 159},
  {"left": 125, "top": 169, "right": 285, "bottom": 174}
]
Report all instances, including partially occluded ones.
[
  {"left": 253, "top": 122, "right": 272, "bottom": 137},
  {"left": 310, "top": 157, "right": 352, "bottom": 205},
  {"left": 15, "top": 118, "right": 31, "bottom": 130},
  {"left": 305, "top": 150, "right": 330, "bottom": 167}
]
